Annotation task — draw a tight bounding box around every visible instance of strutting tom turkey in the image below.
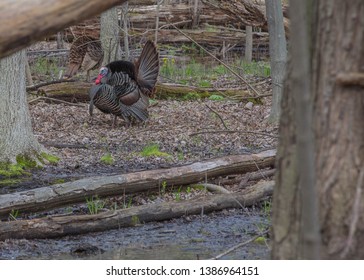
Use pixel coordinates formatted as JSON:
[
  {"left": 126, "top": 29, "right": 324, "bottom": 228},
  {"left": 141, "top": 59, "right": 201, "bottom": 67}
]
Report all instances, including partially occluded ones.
[
  {"left": 64, "top": 36, "right": 103, "bottom": 82},
  {"left": 88, "top": 40, "right": 159, "bottom": 127}
]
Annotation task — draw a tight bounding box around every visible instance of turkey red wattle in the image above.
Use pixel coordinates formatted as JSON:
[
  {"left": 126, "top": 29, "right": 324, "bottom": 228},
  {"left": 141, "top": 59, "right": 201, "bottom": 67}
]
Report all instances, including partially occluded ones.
[{"left": 95, "top": 74, "right": 103, "bottom": 85}]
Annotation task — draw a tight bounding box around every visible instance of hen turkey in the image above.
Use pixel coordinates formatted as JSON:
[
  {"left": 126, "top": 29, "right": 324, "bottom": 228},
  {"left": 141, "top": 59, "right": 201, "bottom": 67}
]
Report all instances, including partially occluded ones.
[
  {"left": 88, "top": 40, "right": 159, "bottom": 127},
  {"left": 64, "top": 36, "right": 103, "bottom": 82}
]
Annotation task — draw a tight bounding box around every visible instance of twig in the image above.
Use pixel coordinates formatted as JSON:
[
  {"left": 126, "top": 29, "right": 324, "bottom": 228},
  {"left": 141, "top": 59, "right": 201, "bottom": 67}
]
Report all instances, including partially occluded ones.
[
  {"left": 341, "top": 168, "right": 364, "bottom": 258},
  {"left": 210, "top": 229, "right": 270, "bottom": 260},
  {"left": 189, "top": 129, "right": 278, "bottom": 138},
  {"left": 205, "top": 104, "right": 228, "bottom": 130},
  {"left": 167, "top": 22, "right": 262, "bottom": 97},
  {"left": 28, "top": 96, "right": 85, "bottom": 107},
  {"left": 26, "top": 79, "right": 76, "bottom": 91},
  {"left": 40, "top": 142, "right": 89, "bottom": 149}
]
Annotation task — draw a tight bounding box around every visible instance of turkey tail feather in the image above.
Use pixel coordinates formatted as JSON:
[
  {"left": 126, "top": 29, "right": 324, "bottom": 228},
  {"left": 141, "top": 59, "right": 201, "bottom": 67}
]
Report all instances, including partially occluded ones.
[{"left": 136, "top": 41, "right": 159, "bottom": 94}]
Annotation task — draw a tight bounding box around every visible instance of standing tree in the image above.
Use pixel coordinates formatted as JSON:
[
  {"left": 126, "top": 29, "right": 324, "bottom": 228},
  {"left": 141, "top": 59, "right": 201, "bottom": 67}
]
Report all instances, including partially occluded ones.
[
  {"left": 100, "top": 7, "right": 121, "bottom": 65},
  {"left": 265, "top": 0, "right": 287, "bottom": 122},
  {"left": 272, "top": 0, "right": 364, "bottom": 259},
  {"left": 244, "top": 25, "right": 253, "bottom": 63},
  {"left": 0, "top": 50, "right": 44, "bottom": 166}
]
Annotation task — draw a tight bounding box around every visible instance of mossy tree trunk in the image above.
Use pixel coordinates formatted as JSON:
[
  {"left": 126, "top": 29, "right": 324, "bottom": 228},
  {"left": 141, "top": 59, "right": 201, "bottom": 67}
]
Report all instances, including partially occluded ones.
[
  {"left": 0, "top": 50, "right": 43, "bottom": 164},
  {"left": 272, "top": 0, "right": 364, "bottom": 259}
]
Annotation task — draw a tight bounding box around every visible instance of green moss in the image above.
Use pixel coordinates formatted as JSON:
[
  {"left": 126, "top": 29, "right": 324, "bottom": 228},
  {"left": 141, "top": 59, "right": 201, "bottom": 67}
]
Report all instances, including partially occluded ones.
[
  {"left": 40, "top": 152, "right": 60, "bottom": 164},
  {"left": 254, "top": 236, "right": 267, "bottom": 245},
  {"left": 100, "top": 153, "right": 114, "bottom": 165},
  {"left": 0, "top": 160, "right": 31, "bottom": 177},
  {"left": 51, "top": 178, "right": 66, "bottom": 184},
  {"left": 0, "top": 152, "right": 60, "bottom": 179},
  {"left": 140, "top": 144, "right": 171, "bottom": 158},
  {"left": 16, "top": 154, "right": 37, "bottom": 168}
]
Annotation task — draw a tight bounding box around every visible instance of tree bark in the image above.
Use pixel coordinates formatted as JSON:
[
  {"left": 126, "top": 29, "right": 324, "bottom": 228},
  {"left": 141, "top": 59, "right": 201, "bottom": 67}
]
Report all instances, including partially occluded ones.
[
  {"left": 0, "top": 180, "right": 274, "bottom": 240},
  {"left": 101, "top": 7, "right": 122, "bottom": 65},
  {"left": 272, "top": 1, "right": 364, "bottom": 259},
  {"left": 313, "top": 1, "right": 364, "bottom": 259},
  {"left": 290, "top": 0, "right": 320, "bottom": 259},
  {"left": 121, "top": 1, "right": 130, "bottom": 60},
  {"left": 0, "top": 51, "right": 43, "bottom": 163},
  {"left": 244, "top": 25, "right": 253, "bottom": 63},
  {"left": 0, "top": 150, "right": 275, "bottom": 218},
  {"left": 265, "top": 0, "right": 287, "bottom": 123},
  {"left": 0, "top": 0, "right": 126, "bottom": 59}
]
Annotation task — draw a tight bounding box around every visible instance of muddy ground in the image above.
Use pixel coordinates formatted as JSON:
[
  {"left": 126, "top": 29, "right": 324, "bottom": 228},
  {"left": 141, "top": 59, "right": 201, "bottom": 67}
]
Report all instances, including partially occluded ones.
[{"left": 0, "top": 75, "right": 277, "bottom": 259}]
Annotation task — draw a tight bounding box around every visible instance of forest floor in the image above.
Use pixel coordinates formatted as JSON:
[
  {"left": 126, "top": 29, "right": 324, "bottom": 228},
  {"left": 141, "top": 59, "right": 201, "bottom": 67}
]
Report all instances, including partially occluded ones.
[{"left": 1, "top": 54, "right": 278, "bottom": 259}]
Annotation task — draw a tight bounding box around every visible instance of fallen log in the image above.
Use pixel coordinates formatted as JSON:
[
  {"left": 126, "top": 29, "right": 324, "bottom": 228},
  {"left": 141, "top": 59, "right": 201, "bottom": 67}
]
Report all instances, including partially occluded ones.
[
  {"left": 155, "top": 83, "right": 251, "bottom": 100},
  {"left": 30, "top": 81, "right": 91, "bottom": 103},
  {"left": 0, "top": 180, "right": 274, "bottom": 240},
  {"left": 0, "top": 0, "right": 126, "bottom": 59},
  {"left": 0, "top": 150, "right": 275, "bottom": 218},
  {"left": 28, "top": 81, "right": 253, "bottom": 102}
]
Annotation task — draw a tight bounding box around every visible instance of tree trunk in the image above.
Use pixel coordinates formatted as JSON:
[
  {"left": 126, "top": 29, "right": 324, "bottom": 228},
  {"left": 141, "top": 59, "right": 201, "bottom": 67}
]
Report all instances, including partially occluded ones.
[
  {"left": 0, "top": 50, "right": 43, "bottom": 163},
  {"left": 100, "top": 7, "right": 121, "bottom": 65},
  {"left": 272, "top": 1, "right": 364, "bottom": 259},
  {"left": 265, "top": 0, "right": 287, "bottom": 123},
  {"left": 120, "top": 1, "right": 130, "bottom": 60},
  {"left": 244, "top": 25, "right": 253, "bottom": 63}
]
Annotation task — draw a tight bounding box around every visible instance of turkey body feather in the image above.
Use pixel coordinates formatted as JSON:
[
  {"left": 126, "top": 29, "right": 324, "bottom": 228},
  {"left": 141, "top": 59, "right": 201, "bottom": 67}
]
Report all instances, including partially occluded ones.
[{"left": 89, "top": 41, "right": 159, "bottom": 127}]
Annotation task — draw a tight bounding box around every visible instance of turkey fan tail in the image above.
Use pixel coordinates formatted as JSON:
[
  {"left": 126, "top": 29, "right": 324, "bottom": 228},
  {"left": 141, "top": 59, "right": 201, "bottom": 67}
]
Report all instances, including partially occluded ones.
[{"left": 135, "top": 40, "right": 159, "bottom": 96}]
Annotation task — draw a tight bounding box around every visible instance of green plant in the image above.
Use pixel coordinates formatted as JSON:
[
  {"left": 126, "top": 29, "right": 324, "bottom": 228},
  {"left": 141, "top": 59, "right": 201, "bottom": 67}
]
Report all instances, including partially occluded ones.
[
  {"left": 177, "top": 152, "right": 184, "bottom": 160},
  {"left": 198, "top": 80, "right": 212, "bottom": 88},
  {"left": 174, "top": 187, "right": 182, "bottom": 201},
  {"left": 160, "top": 180, "right": 167, "bottom": 195},
  {"left": 123, "top": 197, "right": 133, "bottom": 209},
  {"left": 86, "top": 196, "right": 105, "bottom": 215},
  {"left": 209, "top": 94, "right": 224, "bottom": 101},
  {"left": 131, "top": 215, "right": 140, "bottom": 226},
  {"left": 100, "top": 153, "right": 114, "bottom": 165},
  {"left": 31, "top": 57, "right": 59, "bottom": 77},
  {"left": 140, "top": 144, "right": 170, "bottom": 157},
  {"left": 9, "top": 209, "right": 19, "bottom": 221},
  {"left": 262, "top": 200, "right": 272, "bottom": 217},
  {"left": 182, "top": 92, "right": 201, "bottom": 101}
]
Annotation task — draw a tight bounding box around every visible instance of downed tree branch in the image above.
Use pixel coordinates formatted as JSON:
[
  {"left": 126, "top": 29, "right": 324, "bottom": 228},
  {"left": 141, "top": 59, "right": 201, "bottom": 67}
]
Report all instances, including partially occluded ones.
[
  {"left": 26, "top": 79, "right": 76, "bottom": 91},
  {"left": 27, "top": 81, "right": 254, "bottom": 103},
  {"left": 189, "top": 130, "right": 278, "bottom": 138},
  {"left": 0, "top": 150, "right": 275, "bottom": 218},
  {"left": 28, "top": 96, "right": 85, "bottom": 107},
  {"left": 205, "top": 104, "right": 229, "bottom": 130},
  {"left": 0, "top": 180, "right": 274, "bottom": 240},
  {"left": 156, "top": 83, "right": 251, "bottom": 100}
]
